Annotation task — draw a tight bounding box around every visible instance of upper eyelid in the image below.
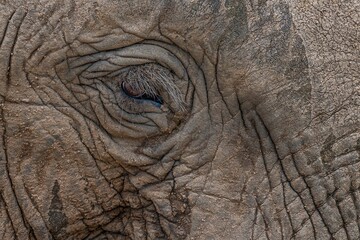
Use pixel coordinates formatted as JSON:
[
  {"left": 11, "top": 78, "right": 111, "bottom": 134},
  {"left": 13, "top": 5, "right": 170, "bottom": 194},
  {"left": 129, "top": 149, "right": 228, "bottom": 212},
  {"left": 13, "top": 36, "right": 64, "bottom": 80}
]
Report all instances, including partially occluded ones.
[
  {"left": 81, "top": 59, "right": 154, "bottom": 79},
  {"left": 67, "top": 44, "right": 188, "bottom": 81}
]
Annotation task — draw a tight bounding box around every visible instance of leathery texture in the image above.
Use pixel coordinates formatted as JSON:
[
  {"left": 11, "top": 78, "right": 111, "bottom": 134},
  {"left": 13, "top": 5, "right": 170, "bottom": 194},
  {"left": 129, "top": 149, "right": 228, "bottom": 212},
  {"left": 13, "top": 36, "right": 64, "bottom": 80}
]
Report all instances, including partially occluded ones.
[{"left": 0, "top": 0, "right": 359, "bottom": 239}]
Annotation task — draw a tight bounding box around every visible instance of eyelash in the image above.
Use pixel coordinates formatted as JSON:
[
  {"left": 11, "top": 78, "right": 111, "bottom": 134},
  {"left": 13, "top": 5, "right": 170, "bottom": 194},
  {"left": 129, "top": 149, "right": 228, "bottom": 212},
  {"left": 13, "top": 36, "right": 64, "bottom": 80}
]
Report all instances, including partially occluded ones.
[{"left": 121, "top": 81, "right": 163, "bottom": 105}]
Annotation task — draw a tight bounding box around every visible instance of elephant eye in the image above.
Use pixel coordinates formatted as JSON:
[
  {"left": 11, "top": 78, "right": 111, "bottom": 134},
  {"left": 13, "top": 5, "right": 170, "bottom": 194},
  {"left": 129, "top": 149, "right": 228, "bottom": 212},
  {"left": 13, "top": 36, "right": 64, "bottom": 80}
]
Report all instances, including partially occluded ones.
[
  {"left": 117, "top": 64, "right": 180, "bottom": 107},
  {"left": 121, "top": 81, "right": 163, "bottom": 105},
  {"left": 59, "top": 43, "right": 191, "bottom": 138}
]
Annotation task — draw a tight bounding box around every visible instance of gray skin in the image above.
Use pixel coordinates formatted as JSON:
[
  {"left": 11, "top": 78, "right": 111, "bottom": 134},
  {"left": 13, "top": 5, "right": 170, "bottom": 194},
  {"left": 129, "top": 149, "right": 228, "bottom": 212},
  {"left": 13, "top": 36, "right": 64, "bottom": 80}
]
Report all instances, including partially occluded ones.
[{"left": 0, "top": 0, "right": 359, "bottom": 239}]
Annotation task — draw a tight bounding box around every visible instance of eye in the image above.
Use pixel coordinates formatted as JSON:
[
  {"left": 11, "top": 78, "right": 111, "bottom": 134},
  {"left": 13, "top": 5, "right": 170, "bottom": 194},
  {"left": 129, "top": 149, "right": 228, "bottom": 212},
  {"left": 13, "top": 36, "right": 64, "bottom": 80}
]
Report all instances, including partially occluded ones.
[
  {"left": 121, "top": 81, "right": 145, "bottom": 98},
  {"left": 118, "top": 64, "right": 171, "bottom": 106},
  {"left": 121, "top": 81, "right": 163, "bottom": 105},
  {"left": 58, "top": 43, "right": 192, "bottom": 138}
]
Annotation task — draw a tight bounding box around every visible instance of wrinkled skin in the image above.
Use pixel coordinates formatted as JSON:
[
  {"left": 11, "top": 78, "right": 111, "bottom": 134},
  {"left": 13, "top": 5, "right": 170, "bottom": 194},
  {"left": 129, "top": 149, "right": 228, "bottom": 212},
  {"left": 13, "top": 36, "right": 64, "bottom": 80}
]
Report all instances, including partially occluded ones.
[{"left": 0, "top": 0, "right": 359, "bottom": 239}]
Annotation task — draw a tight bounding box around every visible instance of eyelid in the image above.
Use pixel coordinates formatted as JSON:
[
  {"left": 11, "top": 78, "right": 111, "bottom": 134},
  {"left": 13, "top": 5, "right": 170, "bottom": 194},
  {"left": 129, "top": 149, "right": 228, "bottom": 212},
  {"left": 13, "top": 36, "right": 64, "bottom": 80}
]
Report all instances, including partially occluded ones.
[
  {"left": 68, "top": 44, "right": 188, "bottom": 82},
  {"left": 112, "top": 44, "right": 186, "bottom": 79}
]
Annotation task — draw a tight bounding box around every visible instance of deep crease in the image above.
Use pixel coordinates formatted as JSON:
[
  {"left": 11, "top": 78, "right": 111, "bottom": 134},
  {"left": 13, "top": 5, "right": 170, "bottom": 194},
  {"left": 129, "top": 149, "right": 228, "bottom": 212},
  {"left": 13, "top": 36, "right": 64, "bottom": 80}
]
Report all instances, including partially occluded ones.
[
  {"left": 0, "top": 11, "right": 16, "bottom": 47},
  {"left": 1, "top": 104, "right": 32, "bottom": 239},
  {"left": 252, "top": 111, "right": 320, "bottom": 238},
  {"left": 5, "top": 11, "right": 27, "bottom": 92}
]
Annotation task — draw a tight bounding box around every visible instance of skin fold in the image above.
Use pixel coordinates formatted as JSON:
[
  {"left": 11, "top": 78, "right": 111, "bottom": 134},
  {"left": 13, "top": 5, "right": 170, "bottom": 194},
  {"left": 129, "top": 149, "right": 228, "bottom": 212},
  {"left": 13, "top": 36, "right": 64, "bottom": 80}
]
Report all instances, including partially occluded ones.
[{"left": 0, "top": 0, "right": 359, "bottom": 239}]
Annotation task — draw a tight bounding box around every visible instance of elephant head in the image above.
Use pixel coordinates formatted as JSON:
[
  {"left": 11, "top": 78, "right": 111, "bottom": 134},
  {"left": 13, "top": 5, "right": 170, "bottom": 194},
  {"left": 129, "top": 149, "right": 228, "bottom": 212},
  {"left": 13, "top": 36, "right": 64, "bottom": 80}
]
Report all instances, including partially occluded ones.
[{"left": 0, "top": 0, "right": 358, "bottom": 239}]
